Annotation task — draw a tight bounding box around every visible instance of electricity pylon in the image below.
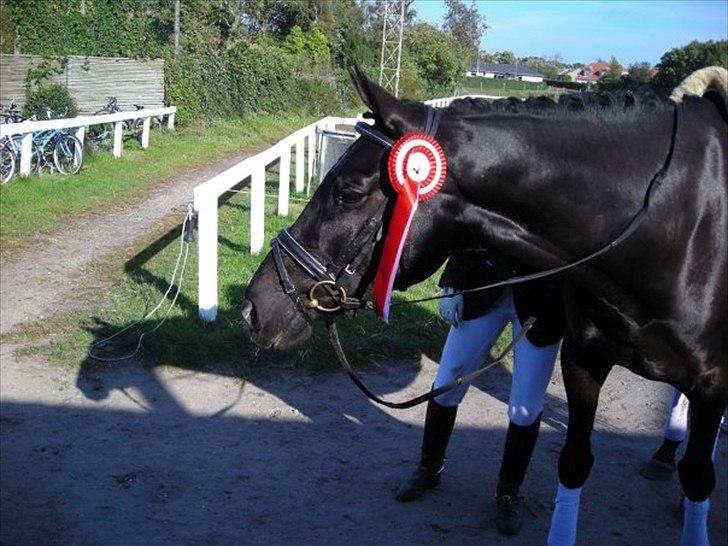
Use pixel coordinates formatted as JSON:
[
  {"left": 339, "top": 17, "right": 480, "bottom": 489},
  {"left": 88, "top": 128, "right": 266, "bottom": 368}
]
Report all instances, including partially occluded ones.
[{"left": 378, "top": 0, "right": 405, "bottom": 97}]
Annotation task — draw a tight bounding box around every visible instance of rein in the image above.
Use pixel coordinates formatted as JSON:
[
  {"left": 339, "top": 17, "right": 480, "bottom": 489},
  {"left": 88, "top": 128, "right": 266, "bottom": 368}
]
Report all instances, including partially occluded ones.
[{"left": 270, "top": 103, "right": 680, "bottom": 409}]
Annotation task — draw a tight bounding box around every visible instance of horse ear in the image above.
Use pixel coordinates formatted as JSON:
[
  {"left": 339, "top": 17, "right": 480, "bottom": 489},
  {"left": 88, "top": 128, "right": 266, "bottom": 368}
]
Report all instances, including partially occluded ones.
[{"left": 348, "top": 65, "right": 421, "bottom": 135}]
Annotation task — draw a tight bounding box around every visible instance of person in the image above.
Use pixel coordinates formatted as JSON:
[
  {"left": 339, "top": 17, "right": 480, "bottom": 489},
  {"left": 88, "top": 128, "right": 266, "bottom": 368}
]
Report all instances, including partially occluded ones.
[
  {"left": 641, "top": 387, "right": 726, "bottom": 481},
  {"left": 641, "top": 388, "right": 690, "bottom": 481},
  {"left": 395, "top": 249, "right": 564, "bottom": 536}
]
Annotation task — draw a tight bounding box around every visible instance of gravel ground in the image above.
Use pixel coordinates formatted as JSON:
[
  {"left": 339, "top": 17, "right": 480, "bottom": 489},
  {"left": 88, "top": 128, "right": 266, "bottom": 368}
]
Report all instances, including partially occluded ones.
[{"left": 1, "top": 151, "right": 726, "bottom": 545}]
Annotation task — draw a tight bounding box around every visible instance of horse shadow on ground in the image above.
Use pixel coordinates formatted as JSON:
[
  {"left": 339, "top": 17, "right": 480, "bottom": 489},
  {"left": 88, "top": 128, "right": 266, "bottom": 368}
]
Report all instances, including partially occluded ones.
[{"left": 3, "top": 355, "right": 727, "bottom": 545}]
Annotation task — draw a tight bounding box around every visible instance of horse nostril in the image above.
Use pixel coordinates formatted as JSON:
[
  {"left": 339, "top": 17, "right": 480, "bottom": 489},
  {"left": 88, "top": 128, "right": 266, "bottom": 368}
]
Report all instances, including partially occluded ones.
[{"left": 241, "top": 299, "right": 258, "bottom": 331}]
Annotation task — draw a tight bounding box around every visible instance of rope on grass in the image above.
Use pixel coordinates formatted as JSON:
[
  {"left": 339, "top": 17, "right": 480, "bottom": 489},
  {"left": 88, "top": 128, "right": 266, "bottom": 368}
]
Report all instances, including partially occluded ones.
[{"left": 88, "top": 204, "right": 192, "bottom": 362}]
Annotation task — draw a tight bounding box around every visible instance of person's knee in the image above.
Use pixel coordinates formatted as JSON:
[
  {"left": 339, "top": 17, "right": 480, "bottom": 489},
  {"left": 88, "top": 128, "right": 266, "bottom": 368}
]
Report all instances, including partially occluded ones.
[
  {"left": 434, "top": 387, "right": 467, "bottom": 407},
  {"left": 508, "top": 403, "right": 542, "bottom": 426}
]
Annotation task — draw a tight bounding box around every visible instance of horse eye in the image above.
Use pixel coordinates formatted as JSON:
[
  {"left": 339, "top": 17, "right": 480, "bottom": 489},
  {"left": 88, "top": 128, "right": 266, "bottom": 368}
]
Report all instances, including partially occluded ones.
[{"left": 338, "top": 185, "right": 366, "bottom": 205}]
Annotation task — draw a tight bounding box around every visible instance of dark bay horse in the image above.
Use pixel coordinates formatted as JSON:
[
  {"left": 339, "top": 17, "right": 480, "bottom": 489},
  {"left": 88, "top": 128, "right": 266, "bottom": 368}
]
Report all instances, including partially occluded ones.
[{"left": 243, "top": 67, "right": 727, "bottom": 544}]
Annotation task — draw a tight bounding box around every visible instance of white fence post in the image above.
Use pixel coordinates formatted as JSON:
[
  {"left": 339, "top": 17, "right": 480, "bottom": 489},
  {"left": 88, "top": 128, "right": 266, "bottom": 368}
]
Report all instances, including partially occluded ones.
[
  {"left": 197, "top": 194, "right": 219, "bottom": 322},
  {"left": 75, "top": 126, "right": 85, "bottom": 147},
  {"left": 19, "top": 133, "right": 33, "bottom": 176},
  {"left": 250, "top": 165, "right": 266, "bottom": 254},
  {"left": 112, "top": 121, "right": 123, "bottom": 158},
  {"left": 307, "top": 129, "right": 315, "bottom": 186},
  {"left": 167, "top": 112, "right": 175, "bottom": 129},
  {"left": 295, "top": 136, "right": 305, "bottom": 192},
  {"left": 140, "top": 117, "right": 151, "bottom": 149},
  {"left": 278, "top": 145, "right": 291, "bottom": 216}
]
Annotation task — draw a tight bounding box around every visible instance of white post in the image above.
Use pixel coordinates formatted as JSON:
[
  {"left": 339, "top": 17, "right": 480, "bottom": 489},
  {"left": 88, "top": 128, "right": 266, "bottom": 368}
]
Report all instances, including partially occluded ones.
[
  {"left": 112, "top": 121, "right": 123, "bottom": 158},
  {"left": 250, "top": 165, "right": 266, "bottom": 254},
  {"left": 167, "top": 112, "right": 175, "bottom": 130},
  {"left": 74, "top": 126, "right": 85, "bottom": 147},
  {"left": 141, "top": 117, "right": 151, "bottom": 149},
  {"left": 307, "top": 129, "right": 315, "bottom": 186},
  {"left": 197, "top": 194, "right": 219, "bottom": 322},
  {"left": 278, "top": 145, "right": 291, "bottom": 216},
  {"left": 295, "top": 137, "right": 305, "bottom": 193},
  {"left": 19, "top": 133, "right": 33, "bottom": 176}
]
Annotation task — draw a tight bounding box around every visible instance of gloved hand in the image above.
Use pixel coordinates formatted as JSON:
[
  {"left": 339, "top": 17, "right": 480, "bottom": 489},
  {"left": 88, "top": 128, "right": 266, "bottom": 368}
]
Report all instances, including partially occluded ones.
[{"left": 439, "top": 287, "right": 464, "bottom": 328}]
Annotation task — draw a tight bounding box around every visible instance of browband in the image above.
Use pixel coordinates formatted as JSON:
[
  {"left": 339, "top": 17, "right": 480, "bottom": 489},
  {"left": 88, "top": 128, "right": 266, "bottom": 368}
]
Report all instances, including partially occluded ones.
[{"left": 355, "top": 104, "right": 442, "bottom": 146}]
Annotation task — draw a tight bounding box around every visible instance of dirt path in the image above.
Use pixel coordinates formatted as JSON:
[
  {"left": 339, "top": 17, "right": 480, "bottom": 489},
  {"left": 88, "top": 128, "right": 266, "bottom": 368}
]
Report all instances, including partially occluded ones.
[
  {"left": 0, "top": 148, "right": 726, "bottom": 545},
  {"left": 0, "top": 149, "right": 255, "bottom": 334}
]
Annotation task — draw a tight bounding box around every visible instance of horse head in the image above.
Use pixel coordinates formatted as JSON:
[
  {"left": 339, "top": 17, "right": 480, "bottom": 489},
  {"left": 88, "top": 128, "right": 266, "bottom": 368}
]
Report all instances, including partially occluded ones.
[{"left": 243, "top": 67, "right": 466, "bottom": 350}]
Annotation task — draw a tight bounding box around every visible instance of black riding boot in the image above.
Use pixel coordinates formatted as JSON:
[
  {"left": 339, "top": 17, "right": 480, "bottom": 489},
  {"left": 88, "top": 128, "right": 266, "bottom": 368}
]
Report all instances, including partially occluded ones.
[
  {"left": 495, "top": 414, "right": 542, "bottom": 536},
  {"left": 395, "top": 399, "right": 458, "bottom": 502}
]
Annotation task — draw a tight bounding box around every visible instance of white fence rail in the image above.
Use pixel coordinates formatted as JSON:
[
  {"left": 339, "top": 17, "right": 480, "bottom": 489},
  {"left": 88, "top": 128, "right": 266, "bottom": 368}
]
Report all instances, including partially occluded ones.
[
  {"left": 0, "top": 106, "right": 176, "bottom": 176},
  {"left": 193, "top": 95, "right": 502, "bottom": 321},
  {"left": 192, "top": 114, "right": 366, "bottom": 321},
  {"left": 424, "top": 94, "right": 503, "bottom": 107}
]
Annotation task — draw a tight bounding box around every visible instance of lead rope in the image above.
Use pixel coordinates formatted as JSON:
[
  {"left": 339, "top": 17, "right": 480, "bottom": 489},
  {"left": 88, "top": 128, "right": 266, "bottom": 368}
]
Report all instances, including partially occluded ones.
[
  {"left": 88, "top": 205, "right": 193, "bottom": 362},
  {"left": 327, "top": 317, "right": 535, "bottom": 409}
]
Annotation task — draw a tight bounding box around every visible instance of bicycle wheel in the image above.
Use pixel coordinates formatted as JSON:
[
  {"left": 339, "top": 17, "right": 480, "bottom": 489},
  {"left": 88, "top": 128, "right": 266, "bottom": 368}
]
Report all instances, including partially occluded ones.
[
  {"left": 31, "top": 141, "right": 43, "bottom": 174},
  {"left": 0, "top": 142, "right": 15, "bottom": 184},
  {"left": 53, "top": 134, "right": 84, "bottom": 175},
  {"left": 88, "top": 109, "right": 113, "bottom": 143}
]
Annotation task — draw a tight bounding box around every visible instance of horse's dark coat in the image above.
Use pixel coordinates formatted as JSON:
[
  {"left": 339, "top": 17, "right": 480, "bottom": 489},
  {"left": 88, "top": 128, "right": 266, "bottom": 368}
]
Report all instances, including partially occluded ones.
[{"left": 244, "top": 69, "right": 727, "bottom": 516}]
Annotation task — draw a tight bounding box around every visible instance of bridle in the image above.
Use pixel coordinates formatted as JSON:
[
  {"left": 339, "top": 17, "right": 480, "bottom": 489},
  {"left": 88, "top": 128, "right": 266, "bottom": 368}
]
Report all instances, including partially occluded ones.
[{"left": 268, "top": 102, "right": 681, "bottom": 409}]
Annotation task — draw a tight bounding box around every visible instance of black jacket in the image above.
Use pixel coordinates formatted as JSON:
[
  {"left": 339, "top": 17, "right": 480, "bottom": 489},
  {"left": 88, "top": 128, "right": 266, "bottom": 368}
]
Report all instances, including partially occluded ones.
[{"left": 438, "top": 250, "right": 564, "bottom": 347}]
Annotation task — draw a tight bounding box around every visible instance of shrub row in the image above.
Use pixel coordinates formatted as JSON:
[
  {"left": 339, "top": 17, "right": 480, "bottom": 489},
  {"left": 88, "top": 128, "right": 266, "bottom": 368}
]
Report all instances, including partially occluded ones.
[{"left": 165, "top": 43, "right": 356, "bottom": 126}]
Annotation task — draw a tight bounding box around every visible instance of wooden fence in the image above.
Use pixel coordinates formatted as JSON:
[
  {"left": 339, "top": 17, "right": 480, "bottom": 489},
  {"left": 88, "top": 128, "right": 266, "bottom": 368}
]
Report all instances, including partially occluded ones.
[{"left": 0, "top": 54, "right": 164, "bottom": 114}]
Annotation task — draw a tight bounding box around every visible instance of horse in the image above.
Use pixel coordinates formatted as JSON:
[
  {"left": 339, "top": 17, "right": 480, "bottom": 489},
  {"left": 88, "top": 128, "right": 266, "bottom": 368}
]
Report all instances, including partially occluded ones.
[{"left": 243, "top": 67, "right": 727, "bottom": 544}]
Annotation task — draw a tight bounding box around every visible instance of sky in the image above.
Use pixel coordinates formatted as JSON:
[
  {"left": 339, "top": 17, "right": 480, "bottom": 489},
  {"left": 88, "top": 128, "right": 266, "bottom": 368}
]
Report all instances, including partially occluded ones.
[{"left": 411, "top": 0, "right": 728, "bottom": 66}]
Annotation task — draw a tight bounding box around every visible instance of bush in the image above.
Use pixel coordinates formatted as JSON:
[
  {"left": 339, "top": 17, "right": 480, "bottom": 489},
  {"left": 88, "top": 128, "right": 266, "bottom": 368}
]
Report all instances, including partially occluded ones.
[
  {"left": 164, "top": 59, "right": 202, "bottom": 126},
  {"left": 652, "top": 40, "right": 728, "bottom": 96},
  {"left": 23, "top": 83, "right": 78, "bottom": 118},
  {"left": 293, "top": 77, "right": 341, "bottom": 115}
]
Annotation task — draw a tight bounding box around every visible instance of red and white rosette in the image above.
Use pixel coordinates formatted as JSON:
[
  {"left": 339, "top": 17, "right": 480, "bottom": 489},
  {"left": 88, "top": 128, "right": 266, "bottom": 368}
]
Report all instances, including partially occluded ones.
[{"left": 372, "top": 132, "right": 447, "bottom": 321}]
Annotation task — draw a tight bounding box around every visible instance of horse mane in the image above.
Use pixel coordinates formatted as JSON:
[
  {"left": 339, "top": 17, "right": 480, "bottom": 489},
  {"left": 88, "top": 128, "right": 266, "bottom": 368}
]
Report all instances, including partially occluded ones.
[{"left": 446, "top": 88, "right": 668, "bottom": 119}]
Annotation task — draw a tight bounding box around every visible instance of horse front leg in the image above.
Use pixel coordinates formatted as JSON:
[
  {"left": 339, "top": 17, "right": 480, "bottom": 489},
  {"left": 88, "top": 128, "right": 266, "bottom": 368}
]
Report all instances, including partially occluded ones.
[
  {"left": 677, "top": 395, "right": 725, "bottom": 546},
  {"left": 547, "top": 338, "right": 611, "bottom": 546}
]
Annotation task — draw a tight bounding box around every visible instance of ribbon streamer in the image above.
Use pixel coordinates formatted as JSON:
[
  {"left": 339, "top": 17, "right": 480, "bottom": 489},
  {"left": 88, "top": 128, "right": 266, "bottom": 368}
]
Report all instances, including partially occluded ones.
[{"left": 372, "top": 132, "right": 446, "bottom": 321}]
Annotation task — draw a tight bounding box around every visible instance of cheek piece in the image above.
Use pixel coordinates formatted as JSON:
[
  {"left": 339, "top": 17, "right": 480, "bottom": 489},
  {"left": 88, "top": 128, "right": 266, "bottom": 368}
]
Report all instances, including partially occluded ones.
[{"left": 355, "top": 111, "right": 446, "bottom": 322}]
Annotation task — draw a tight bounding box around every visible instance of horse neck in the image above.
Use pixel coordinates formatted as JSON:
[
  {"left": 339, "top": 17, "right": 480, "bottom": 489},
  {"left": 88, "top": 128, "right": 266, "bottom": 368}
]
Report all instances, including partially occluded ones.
[{"left": 451, "top": 109, "right": 675, "bottom": 267}]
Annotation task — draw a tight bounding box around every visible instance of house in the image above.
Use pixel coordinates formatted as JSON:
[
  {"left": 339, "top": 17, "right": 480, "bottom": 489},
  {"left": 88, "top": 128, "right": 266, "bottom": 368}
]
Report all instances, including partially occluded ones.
[
  {"left": 559, "top": 61, "right": 629, "bottom": 85},
  {"left": 466, "top": 62, "right": 545, "bottom": 83}
]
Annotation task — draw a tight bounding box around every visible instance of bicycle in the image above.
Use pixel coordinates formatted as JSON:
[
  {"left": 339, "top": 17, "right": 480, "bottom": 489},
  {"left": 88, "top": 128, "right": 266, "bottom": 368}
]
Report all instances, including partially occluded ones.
[
  {"left": 30, "top": 107, "right": 83, "bottom": 175},
  {"left": 1, "top": 140, "right": 15, "bottom": 184},
  {"left": 1, "top": 102, "right": 42, "bottom": 181},
  {"left": 87, "top": 96, "right": 122, "bottom": 145}
]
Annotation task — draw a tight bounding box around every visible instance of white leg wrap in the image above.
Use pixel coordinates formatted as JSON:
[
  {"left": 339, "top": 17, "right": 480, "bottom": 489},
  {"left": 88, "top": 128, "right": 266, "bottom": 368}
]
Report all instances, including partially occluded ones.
[
  {"left": 680, "top": 498, "right": 710, "bottom": 546},
  {"left": 547, "top": 482, "right": 582, "bottom": 546}
]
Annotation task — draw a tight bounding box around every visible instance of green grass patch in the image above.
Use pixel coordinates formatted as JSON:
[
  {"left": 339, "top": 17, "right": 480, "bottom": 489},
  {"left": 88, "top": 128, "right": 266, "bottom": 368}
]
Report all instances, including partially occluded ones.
[
  {"left": 459, "top": 76, "right": 562, "bottom": 98},
  {"left": 0, "top": 113, "right": 316, "bottom": 247}
]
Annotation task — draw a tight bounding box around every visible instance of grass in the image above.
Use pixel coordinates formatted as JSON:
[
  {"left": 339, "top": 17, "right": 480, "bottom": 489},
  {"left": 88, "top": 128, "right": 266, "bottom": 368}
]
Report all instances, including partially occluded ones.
[
  {"left": 0, "top": 113, "right": 316, "bottom": 248},
  {"left": 459, "top": 76, "right": 562, "bottom": 98}
]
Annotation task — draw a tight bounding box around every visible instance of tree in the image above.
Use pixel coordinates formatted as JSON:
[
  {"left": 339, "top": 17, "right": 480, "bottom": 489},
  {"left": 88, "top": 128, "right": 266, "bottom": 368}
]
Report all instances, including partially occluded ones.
[
  {"left": 404, "top": 22, "right": 464, "bottom": 97},
  {"left": 281, "top": 24, "right": 305, "bottom": 54},
  {"left": 495, "top": 50, "right": 516, "bottom": 64},
  {"left": 652, "top": 40, "right": 728, "bottom": 96},
  {"left": 443, "top": 0, "right": 487, "bottom": 64},
  {"left": 626, "top": 61, "right": 653, "bottom": 85},
  {"left": 518, "top": 54, "right": 566, "bottom": 79},
  {"left": 598, "top": 61, "right": 654, "bottom": 92},
  {"left": 173, "top": 0, "right": 180, "bottom": 57}
]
